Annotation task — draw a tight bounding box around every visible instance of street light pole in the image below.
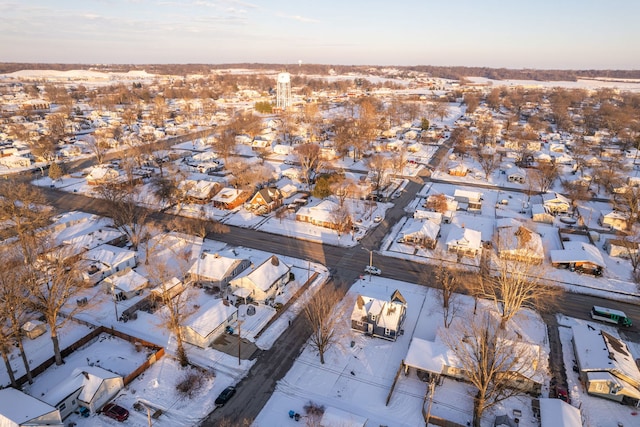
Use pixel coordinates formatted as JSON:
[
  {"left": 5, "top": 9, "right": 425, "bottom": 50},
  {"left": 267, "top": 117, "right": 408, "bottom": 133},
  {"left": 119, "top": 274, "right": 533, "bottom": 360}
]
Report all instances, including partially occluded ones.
[{"left": 237, "top": 320, "right": 243, "bottom": 366}]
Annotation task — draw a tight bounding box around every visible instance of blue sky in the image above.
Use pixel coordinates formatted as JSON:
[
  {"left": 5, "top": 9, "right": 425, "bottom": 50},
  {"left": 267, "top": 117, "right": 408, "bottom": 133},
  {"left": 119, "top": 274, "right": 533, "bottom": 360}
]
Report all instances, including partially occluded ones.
[{"left": 1, "top": 0, "right": 639, "bottom": 69}]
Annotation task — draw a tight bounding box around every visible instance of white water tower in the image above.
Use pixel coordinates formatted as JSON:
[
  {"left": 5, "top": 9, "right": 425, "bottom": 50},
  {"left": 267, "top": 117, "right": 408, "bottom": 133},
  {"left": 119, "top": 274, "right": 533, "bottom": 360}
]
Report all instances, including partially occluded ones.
[{"left": 276, "top": 72, "right": 291, "bottom": 110}]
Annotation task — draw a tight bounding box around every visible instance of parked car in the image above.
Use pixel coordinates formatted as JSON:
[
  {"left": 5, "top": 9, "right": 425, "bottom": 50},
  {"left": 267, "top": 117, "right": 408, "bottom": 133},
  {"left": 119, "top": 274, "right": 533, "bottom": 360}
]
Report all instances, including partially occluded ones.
[
  {"left": 374, "top": 215, "right": 383, "bottom": 223},
  {"left": 364, "top": 265, "right": 381, "bottom": 275},
  {"left": 101, "top": 403, "right": 129, "bottom": 422},
  {"left": 551, "top": 385, "right": 570, "bottom": 404},
  {"left": 215, "top": 386, "right": 237, "bottom": 407}
]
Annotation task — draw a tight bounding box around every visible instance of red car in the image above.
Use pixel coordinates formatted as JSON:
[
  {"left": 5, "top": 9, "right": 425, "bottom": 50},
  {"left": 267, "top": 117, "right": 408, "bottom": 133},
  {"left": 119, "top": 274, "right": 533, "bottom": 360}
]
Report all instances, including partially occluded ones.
[{"left": 101, "top": 403, "right": 129, "bottom": 422}]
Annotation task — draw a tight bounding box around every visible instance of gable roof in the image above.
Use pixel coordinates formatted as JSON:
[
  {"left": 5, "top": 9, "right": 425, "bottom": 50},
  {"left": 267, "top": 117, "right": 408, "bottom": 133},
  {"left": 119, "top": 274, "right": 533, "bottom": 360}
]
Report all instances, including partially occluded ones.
[
  {"left": 241, "top": 255, "right": 291, "bottom": 291},
  {"left": 351, "top": 290, "right": 406, "bottom": 331},
  {"left": 402, "top": 219, "right": 440, "bottom": 240},
  {"left": 550, "top": 242, "right": 605, "bottom": 267},
  {"left": 103, "top": 268, "right": 148, "bottom": 293},
  {"left": 572, "top": 324, "right": 640, "bottom": 388},
  {"left": 188, "top": 251, "right": 246, "bottom": 281},
  {"left": 0, "top": 388, "right": 62, "bottom": 426},
  {"left": 542, "top": 192, "right": 570, "bottom": 205},
  {"left": 185, "top": 299, "right": 237, "bottom": 337},
  {"left": 445, "top": 226, "right": 482, "bottom": 249},
  {"left": 539, "top": 399, "right": 581, "bottom": 427},
  {"left": 71, "top": 366, "right": 122, "bottom": 403}
]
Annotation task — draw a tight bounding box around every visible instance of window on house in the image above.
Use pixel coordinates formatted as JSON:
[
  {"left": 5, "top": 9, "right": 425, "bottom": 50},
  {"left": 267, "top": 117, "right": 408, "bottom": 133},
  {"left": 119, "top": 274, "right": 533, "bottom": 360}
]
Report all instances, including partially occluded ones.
[
  {"left": 356, "top": 321, "right": 362, "bottom": 326},
  {"left": 385, "top": 328, "right": 390, "bottom": 336},
  {"left": 59, "top": 403, "right": 66, "bottom": 411},
  {"left": 371, "top": 315, "right": 376, "bottom": 321}
]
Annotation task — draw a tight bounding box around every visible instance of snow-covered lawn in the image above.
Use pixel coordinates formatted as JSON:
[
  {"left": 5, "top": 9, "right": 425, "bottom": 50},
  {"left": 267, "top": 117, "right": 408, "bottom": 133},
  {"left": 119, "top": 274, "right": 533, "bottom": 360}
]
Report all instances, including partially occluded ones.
[{"left": 255, "top": 276, "right": 551, "bottom": 427}]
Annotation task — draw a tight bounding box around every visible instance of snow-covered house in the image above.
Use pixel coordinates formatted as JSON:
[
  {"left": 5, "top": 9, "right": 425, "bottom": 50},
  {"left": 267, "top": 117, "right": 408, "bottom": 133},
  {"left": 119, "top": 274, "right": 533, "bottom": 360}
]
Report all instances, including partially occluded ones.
[
  {"left": 181, "top": 299, "right": 238, "bottom": 348},
  {"left": 180, "top": 180, "right": 221, "bottom": 204},
  {"left": 399, "top": 219, "right": 440, "bottom": 249},
  {"left": 531, "top": 204, "right": 554, "bottom": 224},
  {"left": 507, "top": 167, "right": 526, "bottom": 184},
  {"left": 404, "top": 335, "right": 542, "bottom": 394},
  {"left": 542, "top": 193, "right": 570, "bottom": 215},
  {"left": 351, "top": 290, "right": 407, "bottom": 341},
  {"left": 537, "top": 398, "right": 582, "bottom": 427},
  {"left": 211, "top": 187, "right": 248, "bottom": 210},
  {"left": 424, "top": 194, "right": 458, "bottom": 218},
  {"left": 188, "top": 251, "right": 251, "bottom": 289},
  {"left": 228, "top": 255, "right": 292, "bottom": 302},
  {"left": 0, "top": 155, "right": 32, "bottom": 169},
  {"left": 445, "top": 226, "right": 482, "bottom": 257},
  {"left": 280, "top": 183, "right": 298, "bottom": 198},
  {"left": 72, "top": 366, "right": 124, "bottom": 413},
  {"left": 0, "top": 388, "right": 62, "bottom": 427},
  {"left": 413, "top": 210, "right": 443, "bottom": 224},
  {"left": 319, "top": 406, "right": 367, "bottom": 427},
  {"left": 448, "top": 163, "right": 468, "bottom": 177},
  {"left": 603, "top": 238, "right": 638, "bottom": 258},
  {"left": 598, "top": 210, "right": 629, "bottom": 231},
  {"left": 296, "top": 200, "right": 340, "bottom": 230},
  {"left": 550, "top": 241, "right": 605, "bottom": 276},
  {"left": 246, "top": 187, "right": 283, "bottom": 214},
  {"left": 21, "top": 320, "right": 47, "bottom": 340},
  {"left": 453, "top": 189, "right": 482, "bottom": 211},
  {"left": 572, "top": 324, "right": 640, "bottom": 405},
  {"left": 496, "top": 225, "right": 544, "bottom": 264},
  {"left": 81, "top": 244, "right": 138, "bottom": 285},
  {"left": 102, "top": 268, "right": 148, "bottom": 300},
  {"left": 42, "top": 366, "right": 124, "bottom": 418},
  {"left": 85, "top": 166, "right": 120, "bottom": 185}
]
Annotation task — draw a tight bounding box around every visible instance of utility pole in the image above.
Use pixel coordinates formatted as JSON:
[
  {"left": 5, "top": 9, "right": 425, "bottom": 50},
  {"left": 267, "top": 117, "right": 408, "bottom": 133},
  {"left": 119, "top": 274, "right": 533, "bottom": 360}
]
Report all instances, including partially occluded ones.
[
  {"left": 237, "top": 320, "right": 243, "bottom": 366},
  {"left": 425, "top": 378, "right": 436, "bottom": 426},
  {"left": 369, "top": 250, "right": 373, "bottom": 282}
]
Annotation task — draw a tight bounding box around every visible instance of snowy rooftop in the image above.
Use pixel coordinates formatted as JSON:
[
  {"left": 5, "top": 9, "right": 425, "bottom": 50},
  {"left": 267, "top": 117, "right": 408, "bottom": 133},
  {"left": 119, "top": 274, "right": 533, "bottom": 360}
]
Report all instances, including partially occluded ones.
[
  {"left": 572, "top": 324, "right": 640, "bottom": 383},
  {"left": 188, "top": 251, "right": 246, "bottom": 281},
  {"left": 185, "top": 298, "right": 237, "bottom": 337},
  {"left": 539, "top": 398, "right": 581, "bottom": 427},
  {"left": 0, "top": 388, "right": 60, "bottom": 425}
]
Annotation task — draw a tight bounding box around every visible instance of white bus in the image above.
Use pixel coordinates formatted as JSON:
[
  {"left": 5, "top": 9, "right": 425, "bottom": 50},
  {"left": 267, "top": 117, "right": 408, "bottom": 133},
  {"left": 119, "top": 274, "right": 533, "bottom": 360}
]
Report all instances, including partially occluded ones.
[{"left": 590, "top": 306, "right": 632, "bottom": 327}]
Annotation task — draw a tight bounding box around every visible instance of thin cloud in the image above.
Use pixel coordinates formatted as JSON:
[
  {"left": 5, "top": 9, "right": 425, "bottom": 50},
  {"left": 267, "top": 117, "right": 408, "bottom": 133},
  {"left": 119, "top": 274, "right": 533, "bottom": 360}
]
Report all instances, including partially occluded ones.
[{"left": 275, "top": 12, "right": 320, "bottom": 24}]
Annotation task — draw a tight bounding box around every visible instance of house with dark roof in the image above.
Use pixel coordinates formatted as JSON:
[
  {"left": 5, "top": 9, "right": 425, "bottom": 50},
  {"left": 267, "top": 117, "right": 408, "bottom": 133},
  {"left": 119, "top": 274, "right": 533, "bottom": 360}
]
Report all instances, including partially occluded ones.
[
  {"left": 246, "top": 187, "right": 283, "bottom": 214},
  {"left": 572, "top": 324, "right": 640, "bottom": 405},
  {"left": 351, "top": 290, "right": 407, "bottom": 341}
]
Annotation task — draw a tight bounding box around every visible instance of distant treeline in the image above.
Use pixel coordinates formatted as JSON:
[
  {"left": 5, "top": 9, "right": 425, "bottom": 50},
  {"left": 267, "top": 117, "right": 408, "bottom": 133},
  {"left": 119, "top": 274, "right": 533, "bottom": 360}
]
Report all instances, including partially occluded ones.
[{"left": 1, "top": 62, "right": 639, "bottom": 81}]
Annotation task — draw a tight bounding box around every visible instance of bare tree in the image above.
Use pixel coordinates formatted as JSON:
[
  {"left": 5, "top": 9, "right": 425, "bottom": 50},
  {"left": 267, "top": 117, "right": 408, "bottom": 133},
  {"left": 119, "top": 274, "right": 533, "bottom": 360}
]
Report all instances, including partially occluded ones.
[
  {"left": 480, "top": 252, "right": 560, "bottom": 329},
  {"left": 425, "top": 259, "right": 462, "bottom": 328},
  {"left": 226, "top": 158, "right": 274, "bottom": 192},
  {"left": 303, "top": 286, "right": 352, "bottom": 365},
  {"left": 329, "top": 203, "right": 353, "bottom": 240},
  {"left": 440, "top": 314, "right": 543, "bottom": 427},
  {"left": 528, "top": 162, "right": 559, "bottom": 193},
  {"left": 86, "top": 135, "right": 110, "bottom": 165},
  {"left": 144, "top": 233, "right": 197, "bottom": 366},
  {"left": 561, "top": 180, "right": 593, "bottom": 216},
  {"left": 29, "top": 251, "right": 85, "bottom": 365},
  {"left": 294, "top": 143, "right": 324, "bottom": 190},
  {"left": 0, "top": 183, "right": 51, "bottom": 264},
  {"left": 28, "top": 135, "right": 58, "bottom": 163},
  {"left": 474, "top": 148, "right": 500, "bottom": 180},
  {"left": 614, "top": 185, "right": 640, "bottom": 228},
  {"left": 0, "top": 322, "right": 17, "bottom": 388},
  {"left": 449, "top": 127, "right": 473, "bottom": 158},
  {"left": 366, "top": 154, "right": 391, "bottom": 198},
  {"left": 0, "top": 245, "right": 35, "bottom": 384},
  {"left": 95, "top": 183, "right": 149, "bottom": 250}
]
